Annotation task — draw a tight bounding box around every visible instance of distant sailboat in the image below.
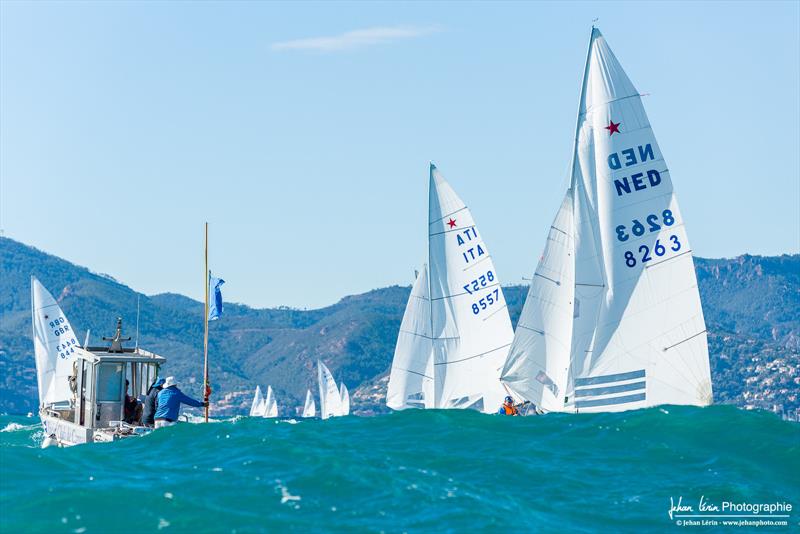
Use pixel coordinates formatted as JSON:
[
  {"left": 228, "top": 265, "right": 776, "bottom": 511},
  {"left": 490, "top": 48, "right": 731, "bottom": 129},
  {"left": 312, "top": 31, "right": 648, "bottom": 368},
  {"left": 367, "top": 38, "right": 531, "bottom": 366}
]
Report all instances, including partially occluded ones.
[
  {"left": 302, "top": 389, "right": 316, "bottom": 418},
  {"left": 501, "top": 28, "right": 713, "bottom": 413},
  {"left": 249, "top": 386, "right": 265, "bottom": 417},
  {"left": 263, "top": 385, "right": 278, "bottom": 418},
  {"left": 317, "top": 360, "right": 343, "bottom": 419},
  {"left": 339, "top": 383, "right": 350, "bottom": 416},
  {"left": 387, "top": 164, "right": 515, "bottom": 412}
]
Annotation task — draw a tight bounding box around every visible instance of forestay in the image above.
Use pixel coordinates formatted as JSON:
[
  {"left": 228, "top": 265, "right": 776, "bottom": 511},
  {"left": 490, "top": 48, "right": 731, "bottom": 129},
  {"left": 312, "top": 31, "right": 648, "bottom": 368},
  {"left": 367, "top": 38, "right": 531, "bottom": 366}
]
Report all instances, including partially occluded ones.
[
  {"left": 318, "top": 360, "right": 343, "bottom": 419},
  {"left": 302, "top": 389, "right": 316, "bottom": 418},
  {"left": 31, "top": 277, "right": 81, "bottom": 408},
  {"left": 501, "top": 28, "right": 712, "bottom": 412}
]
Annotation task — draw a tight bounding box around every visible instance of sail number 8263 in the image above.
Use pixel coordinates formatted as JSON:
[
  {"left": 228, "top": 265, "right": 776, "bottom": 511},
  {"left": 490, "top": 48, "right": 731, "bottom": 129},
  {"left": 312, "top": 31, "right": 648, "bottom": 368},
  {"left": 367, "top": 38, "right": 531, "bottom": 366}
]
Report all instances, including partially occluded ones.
[{"left": 623, "top": 235, "right": 681, "bottom": 268}]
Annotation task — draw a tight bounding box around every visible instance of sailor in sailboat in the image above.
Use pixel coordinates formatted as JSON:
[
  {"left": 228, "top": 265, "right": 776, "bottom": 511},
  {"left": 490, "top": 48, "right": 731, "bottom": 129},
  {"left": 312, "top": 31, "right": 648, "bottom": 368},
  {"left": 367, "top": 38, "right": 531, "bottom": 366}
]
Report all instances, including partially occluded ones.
[
  {"left": 497, "top": 396, "right": 520, "bottom": 416},
  {"left": 154, "top": 377, "right": 207, "bottom": 428}
]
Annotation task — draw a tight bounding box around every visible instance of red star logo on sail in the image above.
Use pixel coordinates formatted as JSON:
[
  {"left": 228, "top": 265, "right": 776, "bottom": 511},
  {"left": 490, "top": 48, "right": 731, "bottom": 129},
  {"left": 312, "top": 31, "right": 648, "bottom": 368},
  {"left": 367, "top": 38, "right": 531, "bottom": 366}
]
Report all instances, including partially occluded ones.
[
  {"left": 605, "top": 120, "right": 621, "bottom": 136},
  {"left": 447, "top": 218, "right": 457, "bottom": 228}
]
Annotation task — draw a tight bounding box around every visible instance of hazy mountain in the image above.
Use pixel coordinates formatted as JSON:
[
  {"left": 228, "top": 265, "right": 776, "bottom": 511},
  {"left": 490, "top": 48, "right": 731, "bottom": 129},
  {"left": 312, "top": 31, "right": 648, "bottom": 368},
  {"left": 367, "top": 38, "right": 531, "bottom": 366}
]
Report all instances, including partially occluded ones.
[{"left": 1, "top": 237, "right": 798, "bottom": 416}]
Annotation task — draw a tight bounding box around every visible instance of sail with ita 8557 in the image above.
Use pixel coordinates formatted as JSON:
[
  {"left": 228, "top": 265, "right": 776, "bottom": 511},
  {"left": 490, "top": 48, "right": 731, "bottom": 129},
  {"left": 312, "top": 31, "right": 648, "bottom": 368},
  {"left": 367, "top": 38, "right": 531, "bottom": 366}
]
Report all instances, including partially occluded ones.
[
  {"left": 387, "top": 164, "right": 514, "bottom": 413},
  {"left": 500, "top": 28, "right": 712, "bottom": 413}
]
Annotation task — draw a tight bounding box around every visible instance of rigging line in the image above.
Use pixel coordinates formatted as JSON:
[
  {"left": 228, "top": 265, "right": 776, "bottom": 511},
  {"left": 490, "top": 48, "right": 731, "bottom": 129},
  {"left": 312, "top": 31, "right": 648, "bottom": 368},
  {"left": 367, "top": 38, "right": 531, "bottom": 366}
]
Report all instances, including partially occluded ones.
[
  {"left": 534, "top": 273, "right": 561, "bottom": 285},
  {"left": 393, "top": 367, "right": 433, "bottom": 380},
  {"left": 434, "top": 343, "right": 512, "bottom": 366},
  {"left": 663, "top": 330, "right": 707, "bottom": 352},
  {"left": 431, "top": 282, "right": 501, "bottom": 301},
  {"left": 515, "top": 324, "right": 544, "bottom": 335},
  {"left": 429, "top": 224, "right": 476, "bottom": 237},
  {"left": 580, "top": 93, "right": 647, "bottom": 115},
  {"left": 482, "top": 303, "right": 509, "bottom": 322},
  {"left": 575, "top": 282, "right": 605, "bottom": 287},
  {"left": 429, "top": 206, "right": 468, "bottom": 225},
  {"left": 645, "top": 249, "right": 693, "bottom": 269}
]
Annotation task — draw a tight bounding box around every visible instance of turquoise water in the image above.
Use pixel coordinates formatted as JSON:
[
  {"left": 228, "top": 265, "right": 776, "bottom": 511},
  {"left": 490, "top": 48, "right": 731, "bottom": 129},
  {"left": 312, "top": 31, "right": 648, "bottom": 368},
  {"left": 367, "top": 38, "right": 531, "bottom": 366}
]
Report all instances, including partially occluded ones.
[{"left": 1, "top": 406, "right": 798, "bottom": 532}]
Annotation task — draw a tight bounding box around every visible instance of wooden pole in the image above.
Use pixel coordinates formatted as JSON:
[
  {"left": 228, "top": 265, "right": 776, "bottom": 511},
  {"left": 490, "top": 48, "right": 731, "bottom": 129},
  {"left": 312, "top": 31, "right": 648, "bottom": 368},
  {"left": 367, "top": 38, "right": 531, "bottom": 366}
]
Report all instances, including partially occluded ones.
[{"left": 203, "top": 222, "right": 209, "bottom": 422}]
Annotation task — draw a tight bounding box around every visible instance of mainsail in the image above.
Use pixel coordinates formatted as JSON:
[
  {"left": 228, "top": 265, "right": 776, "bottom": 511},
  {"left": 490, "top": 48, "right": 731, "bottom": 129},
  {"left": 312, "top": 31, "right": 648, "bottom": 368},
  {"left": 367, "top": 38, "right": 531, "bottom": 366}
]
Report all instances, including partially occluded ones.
[
  {"left": 501, "top": 28, "right": 712, "bottom": 412},
  {"left": 302, "top": 389, "right": 316, "bottom": 418},
  {"left": 387, "top": 164, "right": 515, "bottom": 413},
  {"left": 339, "top": 383, "right": 350, "bottom": 416},
  {"left": 318, "top": 360, "right": 343, "bottom": 419},
  {"left": 249, "top": 385, "right": 265, "bottom": 416},
  {"left": 263, "top": 385, "right": 278, "bottom": 418},
  {"left": 31, "top": 277, "right": 81, "bottom": 408}
]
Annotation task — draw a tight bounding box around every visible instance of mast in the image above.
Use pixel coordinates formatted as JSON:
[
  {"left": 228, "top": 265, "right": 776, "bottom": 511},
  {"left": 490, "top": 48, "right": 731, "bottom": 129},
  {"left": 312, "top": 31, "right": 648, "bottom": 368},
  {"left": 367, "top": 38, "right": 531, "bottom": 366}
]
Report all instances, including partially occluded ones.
[{"left": 203, "top": 222, "right": 209, "bottom": 422}]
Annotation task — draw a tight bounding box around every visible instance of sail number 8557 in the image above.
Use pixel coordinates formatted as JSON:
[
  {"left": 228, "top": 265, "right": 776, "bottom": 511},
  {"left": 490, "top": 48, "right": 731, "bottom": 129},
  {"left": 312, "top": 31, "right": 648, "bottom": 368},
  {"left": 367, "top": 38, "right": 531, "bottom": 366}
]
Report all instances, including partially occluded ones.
[
  {"left": 623, "top": 235, "right": 681, "bottom": 268},
  {"left": 472, "top": 288, "right": 501, "bottom": 315}
]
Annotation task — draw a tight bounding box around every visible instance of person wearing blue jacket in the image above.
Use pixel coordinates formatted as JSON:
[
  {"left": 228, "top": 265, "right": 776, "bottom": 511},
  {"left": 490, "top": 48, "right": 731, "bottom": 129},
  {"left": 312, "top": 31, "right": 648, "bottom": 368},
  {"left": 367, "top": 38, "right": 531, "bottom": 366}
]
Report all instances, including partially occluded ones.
[{"left": 154, "top": 376, "right": 206, "bottom": 428}]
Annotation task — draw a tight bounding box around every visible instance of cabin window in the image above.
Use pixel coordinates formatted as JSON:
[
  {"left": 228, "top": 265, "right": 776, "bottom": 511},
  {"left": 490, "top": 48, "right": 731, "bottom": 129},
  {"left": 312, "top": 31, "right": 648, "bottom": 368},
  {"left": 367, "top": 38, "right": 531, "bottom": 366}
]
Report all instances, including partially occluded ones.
[{"left": 96, "top": 363, "right": 124, "bottom": 402}]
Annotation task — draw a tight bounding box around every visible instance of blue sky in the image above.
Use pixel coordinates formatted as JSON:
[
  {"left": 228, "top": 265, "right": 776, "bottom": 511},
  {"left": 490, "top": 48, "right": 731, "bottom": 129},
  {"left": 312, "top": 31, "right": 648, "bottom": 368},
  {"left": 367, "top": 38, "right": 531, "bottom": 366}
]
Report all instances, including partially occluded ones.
[{"left": 2, "top": 1, "right": 798, "bottom": 309}]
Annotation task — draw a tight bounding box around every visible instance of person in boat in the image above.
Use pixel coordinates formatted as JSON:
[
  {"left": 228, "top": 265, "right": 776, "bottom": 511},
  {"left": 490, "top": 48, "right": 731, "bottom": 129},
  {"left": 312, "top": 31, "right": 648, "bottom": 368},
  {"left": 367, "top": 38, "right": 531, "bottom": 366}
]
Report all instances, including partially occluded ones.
[
  {"left": 141, "top": 377, "right": 165, "bottom": 427},
  {"left": 154, "top": 376, "right": 207, "bottom": 428},
  {"left": 498, "top": 395, "right": 520, "bottom": 416},
  {"left": 123, "top": 379, "right": 143, "bottom": 424}
]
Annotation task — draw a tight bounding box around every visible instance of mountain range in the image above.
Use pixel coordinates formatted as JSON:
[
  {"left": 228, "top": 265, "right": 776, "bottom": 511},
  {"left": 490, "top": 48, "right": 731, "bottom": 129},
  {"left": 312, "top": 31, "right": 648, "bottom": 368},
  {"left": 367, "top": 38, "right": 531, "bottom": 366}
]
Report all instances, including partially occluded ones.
[{"left": 1, "top": 236, "right": 798, "bottom": 417}]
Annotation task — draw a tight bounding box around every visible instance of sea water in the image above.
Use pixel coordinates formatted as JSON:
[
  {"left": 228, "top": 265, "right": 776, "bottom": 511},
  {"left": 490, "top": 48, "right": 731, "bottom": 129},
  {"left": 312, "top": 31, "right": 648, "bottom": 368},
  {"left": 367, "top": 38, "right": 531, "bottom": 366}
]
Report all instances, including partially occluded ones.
[{"left": 1, "top": 406, "right": 798, "bottom": 532}]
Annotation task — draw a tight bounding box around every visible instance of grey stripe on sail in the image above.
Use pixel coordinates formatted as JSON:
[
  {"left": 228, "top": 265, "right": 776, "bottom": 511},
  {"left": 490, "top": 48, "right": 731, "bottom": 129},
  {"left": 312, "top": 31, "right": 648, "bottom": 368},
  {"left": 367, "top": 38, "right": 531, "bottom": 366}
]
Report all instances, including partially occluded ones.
[
  {"left": 393, "top": 367, "right": 433, "bottom": 380},
  {"left": 399, "top": 330, "right": 457, "bottom": 341},
  {"left": 431, "top": 282, "right": 500, "bottom": 301},
  {"left": 575, "top": 392, "right": 646, "bottom": 409},
  {"left": 434, "top": 343, "right": 511, "bottom": 366},
  {"left": 550, "top": 225, "right": 568, "bottom": 236},
  {"left": 574, "top": 381, "right": 645, "bottom": 398},
  {"left": 515, "top": 324, "right": 544, "bottom": 335},
  {"left": 481, "top": 303, "right": 508, "bottom": 322},
  {"left": 645, "top": 249, "right": 693, "bottom": 269},
  {"left": 429, "top": 224, "right": 477, "bottom": 237},
  {"left": 462, "top": 254, "right": 492, "bottom": 272},
  {"left": 429, "top": 206, "right": 468, "bottom": 225},
  {"left": 574, "top": 369, "right": 645, "bottom": 387}
]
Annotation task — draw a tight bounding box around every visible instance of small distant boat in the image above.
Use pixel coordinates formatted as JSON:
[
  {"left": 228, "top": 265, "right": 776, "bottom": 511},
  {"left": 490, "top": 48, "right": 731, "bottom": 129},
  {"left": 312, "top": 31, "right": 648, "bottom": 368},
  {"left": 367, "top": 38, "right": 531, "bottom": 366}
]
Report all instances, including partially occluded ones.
[
  {"left": 31, "top": 277, "right": 167, "bottom": 447},
  {"left": 249, "top": 386, "right": 265, "bottom": 416},
  {"left": 500, "top": 28, "right": 713, "bottom": 413},
  {"left": 262, "top": 385, "right": 279, "bottom": 418},
  {"left": 301, "top": 389, "right": 316, "bottom": 418},
  {"left": 339, "top": 383, "right": 350, "bottom": 416},
  {"left": 317, "top": 360, "right": 344, "bottom": 419},
  {"left": 387, "top": 164, "right": 515, "bottom": 413}
]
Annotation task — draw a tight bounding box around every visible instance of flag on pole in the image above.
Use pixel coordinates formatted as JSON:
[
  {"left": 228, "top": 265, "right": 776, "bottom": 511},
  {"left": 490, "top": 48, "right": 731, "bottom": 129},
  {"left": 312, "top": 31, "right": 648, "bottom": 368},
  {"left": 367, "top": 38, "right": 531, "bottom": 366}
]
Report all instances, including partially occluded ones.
[{"left": 208, "top": 272, "right": 225, "bottom": 321}]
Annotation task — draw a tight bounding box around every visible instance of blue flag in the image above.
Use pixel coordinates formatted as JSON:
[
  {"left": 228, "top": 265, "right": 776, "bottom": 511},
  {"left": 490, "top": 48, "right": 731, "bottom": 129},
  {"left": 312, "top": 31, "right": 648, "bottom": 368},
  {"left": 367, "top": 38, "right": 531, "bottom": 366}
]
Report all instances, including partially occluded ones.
[{"left": 208, "top": 272, "right": 225, "bottom": 321}]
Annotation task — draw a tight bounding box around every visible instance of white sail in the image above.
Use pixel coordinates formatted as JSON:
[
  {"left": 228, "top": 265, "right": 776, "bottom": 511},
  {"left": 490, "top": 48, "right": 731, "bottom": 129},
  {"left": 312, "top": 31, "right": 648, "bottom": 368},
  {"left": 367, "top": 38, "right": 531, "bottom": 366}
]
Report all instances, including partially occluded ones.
[
  {"left": 504, "top": 29, "right": 712, "bottom": 413},
  {"left": 302, "top": 389, "right": 316, "bottom": 418},
  {"left": 249, "top": 385, "right": 265, "bottom": 416},
  {"left": 501, "top": 191, "right": 575, "bottom": 411},
  {"left": 317, "top": 360, "right": 342, "bottom": 419},
  {"left": 339, "top": 383, "right": 350, "bottom": 416},
  {"left": 262, "top": 385, "right": 278, "bottom": 418},
  {"left": 31, "top": 277, "right": 81, "bottom": 408},
  {"left": 428, "top": 164, "right": 515, "bottom": 411},
  {"left": 386, "top": 264, "right": 434, "bottom": 410}
]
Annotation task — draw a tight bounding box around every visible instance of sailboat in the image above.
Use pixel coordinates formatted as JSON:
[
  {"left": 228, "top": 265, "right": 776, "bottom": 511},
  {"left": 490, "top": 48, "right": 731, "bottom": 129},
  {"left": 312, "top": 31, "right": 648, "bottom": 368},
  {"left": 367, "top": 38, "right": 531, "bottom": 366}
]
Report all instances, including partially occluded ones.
[
  {"left": 262, "top": 385, "right": 279, "bottom": 418},
  {"left": 301, "top": 389, "right": 316, "bottom": 418},
  {"left": 339, "top": 383, "right": 350, "bottom": 416},
  {"left": 500, "top": 28, "right": 713, "bottom": 413},
  {"left": 387, "top": 164, "right": 515, "bottom": 413},
  {"left": 249, "top": 386, "right": 265, "bottom": 416},
  {"left": 317, "top": 360, "right": 343, "bottom": 419}
]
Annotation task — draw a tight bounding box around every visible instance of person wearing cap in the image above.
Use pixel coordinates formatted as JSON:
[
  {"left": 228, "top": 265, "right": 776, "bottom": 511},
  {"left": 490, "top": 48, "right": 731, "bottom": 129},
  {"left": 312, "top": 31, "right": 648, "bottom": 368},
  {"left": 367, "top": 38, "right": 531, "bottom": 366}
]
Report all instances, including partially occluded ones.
[
  {"left": 154, "top": 377, "right": 207, "bottom": 428},
  {"left": 142, "top": 377, "right": 166, "bottom": 427},
  {"left": 498, "top": 395, "right": 520, "bottom": 416}
]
